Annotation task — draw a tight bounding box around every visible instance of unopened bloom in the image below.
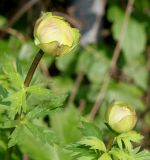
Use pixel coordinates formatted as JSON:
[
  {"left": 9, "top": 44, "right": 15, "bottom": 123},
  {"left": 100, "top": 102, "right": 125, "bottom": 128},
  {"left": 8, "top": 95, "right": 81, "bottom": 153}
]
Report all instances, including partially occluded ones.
[
  {"left": 105, "top": 101, "right": 137, "bottom": 133},
  {"left": 34, "top": 12, "right": 80, "bottom": 56}
]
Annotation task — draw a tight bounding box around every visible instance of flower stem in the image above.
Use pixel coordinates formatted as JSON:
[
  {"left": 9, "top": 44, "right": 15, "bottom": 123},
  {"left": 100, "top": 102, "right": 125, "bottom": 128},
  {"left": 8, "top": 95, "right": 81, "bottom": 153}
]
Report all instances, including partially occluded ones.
[
  {"left": 24, "top": 51, "right": 44, "bottom": 87},
  {"left": 5, "top": 147, "right": 12, "bottom": 160}
]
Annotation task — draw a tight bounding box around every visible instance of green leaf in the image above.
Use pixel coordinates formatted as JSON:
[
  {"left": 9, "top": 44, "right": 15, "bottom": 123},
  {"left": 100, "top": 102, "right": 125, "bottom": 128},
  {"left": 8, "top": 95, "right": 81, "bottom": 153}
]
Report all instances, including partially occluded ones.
[
  {"left": 133, "top": 149, "right": 150, "bottom": 160},
  {"left": 51, "top": 106, "right": 81, "bottom": 144},
  {"left": 26, "top": 91, "right": 66, "bottom": 120},
  {"left": 8, "top": 72, "right": 24, "bottom": 89},
  {"left": 0, "top": 120, "right": 19, "bottom": 129},
  {"left": 98, "top": 153, "right": 112, "bottom": 160},
  {"left": 16, "top": 57, "right": 23, "bottom": 76},
  {"left": 0, "top": 104, "right": 9, "bottom": 113},
  {"left": 0, "top": 85, "right": 8, "bottom": 98},
  {"left": 123, "top": 138, "right": 132, "bottom": 151},
  {"left": 79, "top": 121, "right": 102, "bottom": 139},
  {"left": 48, "top": 76, "right": 73, "bottom": 94},
  {"left": 107, "top": 6, "right": 123, "bottom": 22},
  {"left": 110, "top": 148, "right": 132, "bottom": 160},
  {"left": 0, "top": 15, "right": 7, "bottom": 27},
  {"left": 19, "top": 41, "right": 39, "bottom": 61},
  {"left": 20, "top": 123, "right": 71, "bottom": 160},
  {"left": 88, "top": 61, "right": 108, "bottom": 83},
  {"left": 15, "top": 124, "right": 52, "bottom": 160},
  {"left": 117, "top": 131, "right": 143, "bottom": 143},
  {"left": 76, "top": 49, "right": 94, "bottom": 73},
  {"left": 4, "top": 89, "right": 27, "bottom": 119},
  {"left": 115, "top": 131, "right": 143, "bottom": 151},
  {"left": 108, "top": 6, "right": 147, "bottom": 62},
  {"left": 3, "top": 65, "right": 24, "bottom": 90},
  {"left": 0, "top": 41, "right": 10, "bottom": 61},
  {"left": 123, "top": 55, "right": 148, "bottom": 90},
  {"left": 78, "top": 156, "right": 96, "bottom": 160},
  {"left": 66, "top": 143, "right": 97, "bottom": 160},
  {"left": 25, "top": 123, "right": 58, "bottom": 145},
  {"left": 27, "top": 85, "right": 66, "bottom": 101},
  {"left": 79, "top": 136, "right": 106, "bottom": 152},
  {"left": 26, "top": 85, "right": 52, "bottom": 99},
  {"left": 107, "top": 81, "right": 145, "bottom": 111},
  {"left": 26, "top": 102, "right": 58, "bottom": 119},
  {"left": 0, "top": 139, "right": 6, "bottom": 150},
  {"left": 56, "top": 50, "right": 77, "bottom": 72},
  {"left": 8, "top": 122, "right": 61, "bottom": 160},
  {"left": 8, "top": 124, "right": 24, "bottom": 147}
]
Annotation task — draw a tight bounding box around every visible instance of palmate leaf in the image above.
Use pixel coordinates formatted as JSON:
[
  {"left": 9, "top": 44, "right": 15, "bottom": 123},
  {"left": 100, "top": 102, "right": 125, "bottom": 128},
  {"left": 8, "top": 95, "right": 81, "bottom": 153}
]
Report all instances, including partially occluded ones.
[
  {"left": 8, "top": 122, "right": 58, "bottom": 147},
  {"left": 78, "top": 136, "right": 106, "bottom": 152},
  {"left": 115, "top": 131, "right": 143, "bottom": 151},
  {"left": 133, "top": 149, "right": 150, "bottom": 160},
  {"left": 77, "top": 156, "right": 96, "bottom": 160},
  {"left": 0, "top": 85, "right": 8, "bottom": 98},
  {"left": 12, "top": 123, "right": 52, "bottom": 160},
  {"left": 26, "top": 100, "right": 64, "bottom": 120},
  {"left": 8, "top": 124, "right": 24, "bottom": 147},
  {"left": 26, "top": 103, "right": 55, "bottom": 119},
  {"left": 26, "top": 85, "right": 55, "bottom": 101},
  {"left": 0, "top": 104, "right": 9, "bottom": 113},
  {"left": 0, "top": 120, "right": 19, "bottom": 129},
  {"left": 8, "top": 122, "right": 64, "bottom": 160},
  {"left": 3, "top": 68, "right": 24, "bottom": 90},
  {"left": 4, "top": 89, "right": 27, "bottom": 119},
  {"left": 79, "top": 121, "right": 102, "bottom": 139},
  {"left": 26, "top": 85, "right": 51, "bottom": 98},
  {"left": 66, "top": 143, "right": 97, "bottom": 160},
  {"left": 110, "top": 148, "right": 132, "bottom": 160},
  {"left": 25, "top": 122, "right": 58, "bottom": 145},
  {"left": 26, "top": 85, "right": 67, "bottom": 106},
  {"left": 8, "top": 72, "right": 24, "bottom": 90},
  {"left": 98, "top": 153, "right": 112, "bottom": 160}
]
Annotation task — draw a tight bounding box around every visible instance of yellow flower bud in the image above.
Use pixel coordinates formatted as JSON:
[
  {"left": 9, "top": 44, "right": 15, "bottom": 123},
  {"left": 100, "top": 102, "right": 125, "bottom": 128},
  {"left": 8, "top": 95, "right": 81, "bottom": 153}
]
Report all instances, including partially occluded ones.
[
  {"left": 105, "top": 101, "right": 137, "bottom": 133},
  {"left": 34, "top": 12, "right": 80, "bottom": 56}
]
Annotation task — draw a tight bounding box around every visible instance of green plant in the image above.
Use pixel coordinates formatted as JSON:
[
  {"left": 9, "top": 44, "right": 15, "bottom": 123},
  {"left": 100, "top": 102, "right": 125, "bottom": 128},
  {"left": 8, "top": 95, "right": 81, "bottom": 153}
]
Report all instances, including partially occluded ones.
[
  {"left": 0, "top": 0, "right": 150, "bottom": 159},
  {"left": 67, "top": 116, "right": 150, "bottom": 160},
  {"left": 0, "top": 12, "right": 80, "bottom": 160}
]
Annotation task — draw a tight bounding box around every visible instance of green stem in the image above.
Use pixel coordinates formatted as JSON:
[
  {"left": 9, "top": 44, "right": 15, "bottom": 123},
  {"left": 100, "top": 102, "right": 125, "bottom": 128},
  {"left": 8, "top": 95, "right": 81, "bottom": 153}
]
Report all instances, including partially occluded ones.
[
  {"left": 107, "top": 138, "right": 114, "bottom": 151},
  {"left": 24, "top": 51, "right": 44, "bottom": 87},
  {"left": 5, "top": 146, "right": 13, "bottom": 160}
]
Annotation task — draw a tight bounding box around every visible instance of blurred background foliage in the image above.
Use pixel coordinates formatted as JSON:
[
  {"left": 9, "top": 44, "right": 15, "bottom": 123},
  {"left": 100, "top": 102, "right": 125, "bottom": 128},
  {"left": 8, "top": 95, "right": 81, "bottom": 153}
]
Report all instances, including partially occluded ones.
[{"left": 0, "top": 0, "right": 150, "bottom": 159}]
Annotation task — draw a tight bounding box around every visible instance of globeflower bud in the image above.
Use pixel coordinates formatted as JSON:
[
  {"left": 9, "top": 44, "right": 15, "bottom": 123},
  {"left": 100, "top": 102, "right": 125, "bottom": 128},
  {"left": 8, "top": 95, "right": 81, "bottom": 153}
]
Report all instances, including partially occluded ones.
[
  {"left": 105, "top": 101, "right": 137, "bottom": 133},
  {"left": 34, "top": 12, "right": 80, "bottom": 56}
]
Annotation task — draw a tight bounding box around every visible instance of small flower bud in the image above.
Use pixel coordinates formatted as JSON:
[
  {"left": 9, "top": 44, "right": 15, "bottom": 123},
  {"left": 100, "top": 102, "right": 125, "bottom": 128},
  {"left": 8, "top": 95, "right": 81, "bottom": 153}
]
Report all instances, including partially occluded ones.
[
  {"left": 34, "top": 12, "right": 80, "bottom": 56},
  {"left": 105, "top": 101, "right": 137, "bottom": 133}
]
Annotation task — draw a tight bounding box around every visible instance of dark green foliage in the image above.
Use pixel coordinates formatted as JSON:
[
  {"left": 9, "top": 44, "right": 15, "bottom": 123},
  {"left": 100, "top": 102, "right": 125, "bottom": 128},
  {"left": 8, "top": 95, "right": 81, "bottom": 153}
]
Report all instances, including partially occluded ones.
[{"left": 0, "top": 0, "right": 150, "bottom": 159}]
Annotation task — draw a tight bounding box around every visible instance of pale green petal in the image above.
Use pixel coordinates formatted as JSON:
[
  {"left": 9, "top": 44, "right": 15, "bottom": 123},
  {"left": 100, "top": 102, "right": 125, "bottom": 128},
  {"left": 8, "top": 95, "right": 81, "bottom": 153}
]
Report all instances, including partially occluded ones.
[{"left": 34, "top": 12, "right": 80, "bottom": 56}]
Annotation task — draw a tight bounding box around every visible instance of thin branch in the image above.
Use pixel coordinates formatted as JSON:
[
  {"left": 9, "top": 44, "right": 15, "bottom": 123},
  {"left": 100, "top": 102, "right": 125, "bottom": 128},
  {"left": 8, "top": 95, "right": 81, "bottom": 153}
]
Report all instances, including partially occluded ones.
[
  {"left": 0, "top": 28, "right": 27, "bottom": 42},
  {"left": 89, "top": 0, "right": 135, "bottom": 120},
  {"left": 110, "top": 0, "right": 134, "bottom": 72},
  {"left": 39, "top": 59, "right": 50, "bottom": 78},
  {"left": 66, "top": 71, "right": 84, "bottom": 106},
  {"left": 8, "top": 0, "right": 39, "bottom": 27},
  {"left": 78, "top": 99, "right": 86, "bottom": 114},
  {"left": 23, "top": 154, "right": 29, "bottom": 160}
]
